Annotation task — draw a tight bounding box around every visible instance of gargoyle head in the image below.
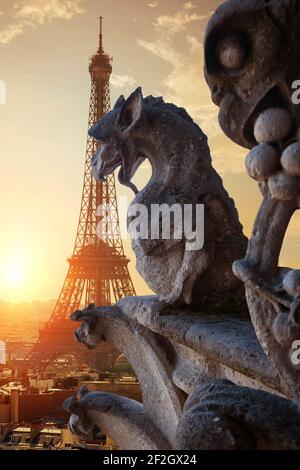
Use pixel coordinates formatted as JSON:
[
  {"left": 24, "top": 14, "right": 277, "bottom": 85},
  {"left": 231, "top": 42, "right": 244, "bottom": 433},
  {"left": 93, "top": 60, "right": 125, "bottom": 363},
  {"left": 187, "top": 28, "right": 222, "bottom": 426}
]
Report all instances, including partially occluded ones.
[
  {"left": 204, "top": 0, "right": 300, "bottom": 149},
  {"left": 89, "top": 87, "right": 146, "bottom": 194},
  {"left": 64, "top": 387, "right": 100, "bottom": 439}
]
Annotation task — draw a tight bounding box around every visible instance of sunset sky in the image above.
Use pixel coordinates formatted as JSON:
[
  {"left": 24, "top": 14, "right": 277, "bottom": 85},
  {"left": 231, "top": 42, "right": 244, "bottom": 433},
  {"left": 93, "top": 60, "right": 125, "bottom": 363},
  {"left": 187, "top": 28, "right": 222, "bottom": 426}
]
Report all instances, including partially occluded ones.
[{"left": 0, "top": 0, "right": 299, "bottom": 302}]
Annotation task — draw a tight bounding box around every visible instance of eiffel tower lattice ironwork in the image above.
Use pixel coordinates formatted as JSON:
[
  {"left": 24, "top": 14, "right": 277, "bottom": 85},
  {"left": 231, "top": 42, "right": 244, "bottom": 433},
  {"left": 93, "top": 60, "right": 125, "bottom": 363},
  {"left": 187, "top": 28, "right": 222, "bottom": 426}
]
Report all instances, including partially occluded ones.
[{"left": 26, "top": 17, "right": 136, "bottom": 370}]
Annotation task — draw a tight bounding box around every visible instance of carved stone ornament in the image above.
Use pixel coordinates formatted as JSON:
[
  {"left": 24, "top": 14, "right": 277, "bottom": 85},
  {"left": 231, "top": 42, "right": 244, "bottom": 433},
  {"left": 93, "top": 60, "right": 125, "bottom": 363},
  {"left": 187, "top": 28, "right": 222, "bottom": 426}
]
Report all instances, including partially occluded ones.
[
  {"left": 64, "top": 0, "right": 300, "bottom": 450},
  {"left": 204, "top": 0, "right": 300, "bottom": 399}
]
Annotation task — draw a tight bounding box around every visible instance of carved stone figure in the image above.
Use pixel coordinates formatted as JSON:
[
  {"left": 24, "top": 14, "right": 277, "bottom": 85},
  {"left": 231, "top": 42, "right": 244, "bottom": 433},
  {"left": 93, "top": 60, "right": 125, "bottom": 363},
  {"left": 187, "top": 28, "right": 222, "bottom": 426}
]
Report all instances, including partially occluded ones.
[
  {"left": 204, "top": 0, "right": 300, "bottom": 398},
  {"left": 70, "top": 301, "right": 185, "bottom": 448},
  {"left": 89, "top": 88, "right": 248, "bottom": 314},
  {"left": 65, "top": 301, "right": 300, "bottom": 449},
  {"left": 64, "top": 386, "right": 170, "bottom": 450},
  {"left": 64, "top": 0, "right": 300, "bottom": 450}
]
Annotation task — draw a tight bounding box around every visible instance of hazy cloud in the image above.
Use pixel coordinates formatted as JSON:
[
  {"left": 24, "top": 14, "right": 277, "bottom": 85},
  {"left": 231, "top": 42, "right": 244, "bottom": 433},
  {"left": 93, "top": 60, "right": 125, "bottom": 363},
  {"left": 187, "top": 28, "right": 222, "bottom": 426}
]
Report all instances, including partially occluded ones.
[
  {"left": 186, "top": 34, "right": 202, "bottom": 52},
  {"left": 0, "top": 0, "right": 85, "bottom": 45},
  {"left": 137, "top": 7, "right": 207, "bottom": 64},
  {"left": 154, "top": 10, "right": 209, "bottom": 37},
  {"left": 184, "top": 2, "right": 197, "bottom": 10},
  {"left": 147, "top": 1, "right": 158, "bottom": 8},
  {"left": 111, "top": 73, "right": 137, "bottom": 90},
  {"left": 0, "top": 22, "right": 24, "bottom": 44},
  {"left": 137, "top": 4, "right": 243, "bottom": 175},
  {"left": 137, "top": 38, "right": 180, "bottom": 65}
]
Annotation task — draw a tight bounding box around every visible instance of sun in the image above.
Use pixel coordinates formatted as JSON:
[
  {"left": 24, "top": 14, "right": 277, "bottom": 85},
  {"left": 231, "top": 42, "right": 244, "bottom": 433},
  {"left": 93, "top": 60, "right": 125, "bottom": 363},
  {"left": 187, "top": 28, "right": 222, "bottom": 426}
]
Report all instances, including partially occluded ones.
[{"left": 3, "top": 260, "right": 25, "bottom": 287}]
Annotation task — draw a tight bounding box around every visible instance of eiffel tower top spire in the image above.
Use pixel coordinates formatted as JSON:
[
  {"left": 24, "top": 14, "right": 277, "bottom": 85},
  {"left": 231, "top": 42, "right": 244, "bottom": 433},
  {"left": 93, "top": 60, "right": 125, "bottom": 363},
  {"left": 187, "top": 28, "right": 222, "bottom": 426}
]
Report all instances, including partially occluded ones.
[
  {"left": 90, "top": 16, "right": 112, "bottom": 78},
  {"left": 97, "top": 16, "right": 104, "bottom": 55}
]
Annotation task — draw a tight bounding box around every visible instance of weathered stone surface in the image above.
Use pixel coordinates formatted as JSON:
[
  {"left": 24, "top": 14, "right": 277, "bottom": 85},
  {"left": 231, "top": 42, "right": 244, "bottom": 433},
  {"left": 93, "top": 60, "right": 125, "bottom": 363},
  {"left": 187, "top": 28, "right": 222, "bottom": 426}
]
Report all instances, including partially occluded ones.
[
  {"left": 117, "top": 296, "right": 282, "bottom": 396},
  {"left": 216, "top": 34, "right": 246, "bottom": 70},
  {"left": 254, "top": 108, "right": 292, "bottom": 144},
  {"left": 175, "top": 380, "right": 300, "bottom": 450},
  {"left": 246, "top": 144, "right": 280, "bottom": 181},
  {"left": 268, "top": 171, "right": 300, "bottom": 201},
  {"left": 281, "top": 142, "right": 300, "bottom": 177},
  {"left": 89, "top": 88, "right": 248, "bottom": 315}
]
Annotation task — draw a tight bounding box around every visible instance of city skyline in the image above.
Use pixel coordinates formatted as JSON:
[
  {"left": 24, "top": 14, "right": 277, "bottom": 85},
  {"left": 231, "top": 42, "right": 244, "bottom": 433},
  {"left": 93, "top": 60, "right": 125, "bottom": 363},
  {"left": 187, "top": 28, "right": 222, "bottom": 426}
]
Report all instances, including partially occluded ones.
[{"left": 0, "top": 0, "right": 299, "bottom": 303}]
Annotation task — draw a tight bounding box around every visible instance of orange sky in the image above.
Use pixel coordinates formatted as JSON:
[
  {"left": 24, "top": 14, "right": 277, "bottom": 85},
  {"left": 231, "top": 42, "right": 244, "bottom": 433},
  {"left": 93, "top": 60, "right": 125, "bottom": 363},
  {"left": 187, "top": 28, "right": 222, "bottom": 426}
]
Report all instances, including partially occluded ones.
[{"left": 0, "top": 0, "right": 299, "bottom": 302}]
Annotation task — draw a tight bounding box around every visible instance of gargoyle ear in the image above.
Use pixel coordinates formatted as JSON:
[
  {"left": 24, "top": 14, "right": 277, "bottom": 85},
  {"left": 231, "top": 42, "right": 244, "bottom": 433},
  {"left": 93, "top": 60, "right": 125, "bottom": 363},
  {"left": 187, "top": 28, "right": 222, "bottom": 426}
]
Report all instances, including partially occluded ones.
[
  {"left": 114, "top": 95, "right": 126, "bottom": 109},
  {"left": 118, "top": 87, "right": 143, "bottom": 133}
]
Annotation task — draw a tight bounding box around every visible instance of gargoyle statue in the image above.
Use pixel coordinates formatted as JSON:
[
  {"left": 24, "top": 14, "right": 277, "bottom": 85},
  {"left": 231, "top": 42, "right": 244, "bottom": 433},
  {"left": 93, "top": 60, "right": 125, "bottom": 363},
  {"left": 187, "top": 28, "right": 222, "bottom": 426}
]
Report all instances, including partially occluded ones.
[{"left": 90, "top": 87, "right": 248, "bottom": 315}]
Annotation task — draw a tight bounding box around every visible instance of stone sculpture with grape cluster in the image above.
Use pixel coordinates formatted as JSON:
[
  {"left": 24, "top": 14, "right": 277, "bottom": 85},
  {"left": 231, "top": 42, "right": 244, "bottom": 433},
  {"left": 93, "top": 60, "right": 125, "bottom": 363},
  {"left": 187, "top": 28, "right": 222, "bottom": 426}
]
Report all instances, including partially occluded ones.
[{"left": 204, "top": 0, "right": 300, "bottom": 398}]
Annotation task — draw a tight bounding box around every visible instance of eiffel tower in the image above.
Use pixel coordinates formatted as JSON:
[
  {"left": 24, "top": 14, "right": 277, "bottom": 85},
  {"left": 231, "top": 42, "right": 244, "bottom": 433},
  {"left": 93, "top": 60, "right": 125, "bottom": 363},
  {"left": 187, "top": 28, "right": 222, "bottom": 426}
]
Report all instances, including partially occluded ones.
[{"left": 26, "top": 17, "right": 136, "bottom": 371}]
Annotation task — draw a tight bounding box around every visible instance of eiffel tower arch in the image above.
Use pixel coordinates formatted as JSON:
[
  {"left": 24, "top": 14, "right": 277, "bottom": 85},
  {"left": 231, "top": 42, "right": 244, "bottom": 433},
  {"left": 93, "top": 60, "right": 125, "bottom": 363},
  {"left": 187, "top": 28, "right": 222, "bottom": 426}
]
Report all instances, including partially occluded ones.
[{"left": 26, "top": 17, "right": 136, "bottom": 371}]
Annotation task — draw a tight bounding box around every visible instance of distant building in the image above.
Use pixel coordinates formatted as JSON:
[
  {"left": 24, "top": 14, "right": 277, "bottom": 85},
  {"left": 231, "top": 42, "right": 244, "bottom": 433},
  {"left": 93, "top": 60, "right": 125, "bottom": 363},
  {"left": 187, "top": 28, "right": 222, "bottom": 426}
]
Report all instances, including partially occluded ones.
[
  {"left": 0, "top": 342, "right": 5, "bottom": 365},
  {"left": 0, "top": 387, "right": 72, "bottom": 424},
  {"left": 0, "top": 425, "right": 77, "bottom": 450}
]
